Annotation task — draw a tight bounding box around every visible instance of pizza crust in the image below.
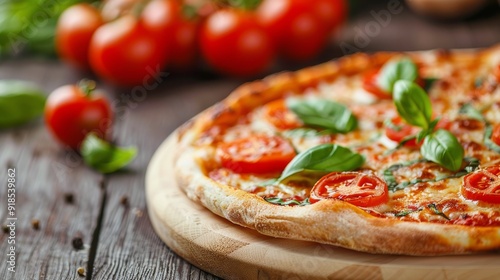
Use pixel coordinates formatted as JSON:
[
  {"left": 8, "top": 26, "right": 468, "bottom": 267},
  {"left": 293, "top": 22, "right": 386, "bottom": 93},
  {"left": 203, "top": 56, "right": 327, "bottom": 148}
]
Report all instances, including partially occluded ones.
[{"left": 174, "top": 46, "right": 500, "bottom": 256}]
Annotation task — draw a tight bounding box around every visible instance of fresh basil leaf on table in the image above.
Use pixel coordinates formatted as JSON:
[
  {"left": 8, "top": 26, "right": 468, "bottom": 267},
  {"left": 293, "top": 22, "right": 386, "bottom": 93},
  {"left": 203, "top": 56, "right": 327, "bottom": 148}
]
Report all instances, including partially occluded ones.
[
  {"left": 81, "top": 134, "right": 137, "bottom": 174},
  {"left": 277, "top": 144, "right": 364, "bottom": 183},
  {"left": 0, "top": 80, "right": 46, "bottom": 128},
  {"left": 286, "top": 98, "right": 357, "bottom": 133},
  {"left": 376, "top": 57, "right": 419, "bottom": 93}
]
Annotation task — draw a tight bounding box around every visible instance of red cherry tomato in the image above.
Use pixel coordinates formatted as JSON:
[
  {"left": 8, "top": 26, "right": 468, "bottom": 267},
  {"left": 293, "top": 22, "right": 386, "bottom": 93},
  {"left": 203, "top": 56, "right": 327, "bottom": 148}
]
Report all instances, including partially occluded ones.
[
  {"left": 45, "top": 81, "right": 113, "bottom": 149},
  {"left": 313, "top": 0, "right": 347, "bottom": 32},
  {"left": 169, "top": 11, "right": 200, "bottom": 71},
  {"left": 491, "top": 124, "right": 500, "bottom": 146},
  {"left": 257, "top": 0, "right": 329, "bottom": 61},
  {"left": 310, "top": 172, "right": 389, "bottom": 207},
  {"left": 462, "top": 166, "right": 500, "bottom": 204},
  {"left": 89, "top": 15, "right": 169, "bottom": 86},
  {"left": 56, "top": 3, "right": 103, "bottom": 70},
  {"left": 143, "top": 0, "right": 200, "bottom": 72},
  {"left": 216, "top": 135, "right": 296, "bottom": 174},
  {"left": 141, "top": 0, "right": 178, "bottom": 46},
  {"left": 200, "top": 9, "right": 275, "bottom": 77},
  {"left": 385, "top": 117, "right": 421, "bottom": 148},
  {"left": 263, "top": 99, "right": 302, "bottom": 130}
]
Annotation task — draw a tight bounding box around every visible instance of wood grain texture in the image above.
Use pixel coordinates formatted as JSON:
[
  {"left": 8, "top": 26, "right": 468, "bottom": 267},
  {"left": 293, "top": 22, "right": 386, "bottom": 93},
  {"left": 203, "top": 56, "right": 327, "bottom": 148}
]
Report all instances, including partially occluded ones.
[
  {"left": 0, "top": 61, "right": 103, "bottom": 280},
  {"left": 91, "top": 79, "right": 239, "bottom": 280},
  {"left": 147, "top": 134, "right": 500, "bottom": 280}
]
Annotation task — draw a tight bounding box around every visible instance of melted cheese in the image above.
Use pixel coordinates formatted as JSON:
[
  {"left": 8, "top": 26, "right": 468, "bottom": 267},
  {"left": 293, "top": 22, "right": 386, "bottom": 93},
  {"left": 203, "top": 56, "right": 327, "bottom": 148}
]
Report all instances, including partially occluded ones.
[{"left": 197, "top": 49, "right": 500, "bottom": 226}]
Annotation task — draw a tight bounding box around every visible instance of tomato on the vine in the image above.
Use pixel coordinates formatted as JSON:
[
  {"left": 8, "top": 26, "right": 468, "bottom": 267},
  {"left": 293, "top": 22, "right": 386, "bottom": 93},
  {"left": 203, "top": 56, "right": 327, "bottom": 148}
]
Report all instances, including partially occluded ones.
[
  {"left": 56, "top": 3, "right": 103, "bottom": 70},
  {"left": 313, "top": 0, "right": 347, "bottom": 32},
  {"left": 216, "top": 135, "right": 296, "bottom": 174},
  {"left": 310, "top": 172, "right": 389, "bottom": 207},
  {"left": 200, "top": 9, "right": 275, "bottom": 77},
  {"left": 148, "top": 1, "right": 201, "bottom": 72},
  {"left": 45, "top": 81, "right": 113, "bottom": 149},
  {"left": 89, "top": 15, "right": 169, "bottom": 86},
  {"left": 462, "top": 165, "right": 500, "bottom": 204},
  {"left": 257, "top": 0, "right": 329, "bottom": 61}
]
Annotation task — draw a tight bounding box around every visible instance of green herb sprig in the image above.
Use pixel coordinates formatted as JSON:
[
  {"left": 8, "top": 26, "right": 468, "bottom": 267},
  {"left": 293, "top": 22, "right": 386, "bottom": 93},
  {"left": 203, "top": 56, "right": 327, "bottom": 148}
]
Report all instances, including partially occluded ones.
[{"left": 392, "top": 80, "right": 464, "bottom": 171}]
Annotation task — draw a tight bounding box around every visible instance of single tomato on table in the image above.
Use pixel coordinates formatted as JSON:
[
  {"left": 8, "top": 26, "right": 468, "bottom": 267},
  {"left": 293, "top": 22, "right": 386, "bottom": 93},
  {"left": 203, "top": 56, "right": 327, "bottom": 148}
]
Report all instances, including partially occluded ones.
[
  {"left": 56, "top": 3, "right": 103, "bottom": 70},
  {"left": 45, "top": 81, "right": 113, "bottom": 149},
  {"left": 200, "top": 9, "right": 275, "bottom": 77},
  {"left": 462, "top": 165, "right": 500, "bottom": 204},
  {"left": 310, "top": 172, "right": 389, "bottom": 207},
  {"left": 216, "top": 135, "right": 296, "bottom": 174}
]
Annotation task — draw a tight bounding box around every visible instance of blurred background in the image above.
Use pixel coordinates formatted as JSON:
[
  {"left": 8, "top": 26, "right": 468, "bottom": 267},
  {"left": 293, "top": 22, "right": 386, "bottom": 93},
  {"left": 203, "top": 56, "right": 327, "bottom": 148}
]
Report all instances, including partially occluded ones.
[{"left": 1, "top": 0, "right": 499, "bottom": 84}]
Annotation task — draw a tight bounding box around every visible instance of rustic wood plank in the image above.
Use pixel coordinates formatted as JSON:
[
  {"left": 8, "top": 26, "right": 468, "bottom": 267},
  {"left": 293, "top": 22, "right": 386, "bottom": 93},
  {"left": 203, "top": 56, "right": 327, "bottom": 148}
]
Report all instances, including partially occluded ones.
[
  {"left": 0, "top": 61, "right": 103, "bottom": 280},
  {"left": 90, "top": 78, "right": 240, "bottom": 280}
]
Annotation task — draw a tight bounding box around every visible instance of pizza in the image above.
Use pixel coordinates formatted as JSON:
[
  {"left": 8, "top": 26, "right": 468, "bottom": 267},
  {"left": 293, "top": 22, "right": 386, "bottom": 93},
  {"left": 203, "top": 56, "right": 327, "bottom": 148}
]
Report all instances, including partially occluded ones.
[{"left": 174, "top": 45, "right": 500, "bottom": 256}]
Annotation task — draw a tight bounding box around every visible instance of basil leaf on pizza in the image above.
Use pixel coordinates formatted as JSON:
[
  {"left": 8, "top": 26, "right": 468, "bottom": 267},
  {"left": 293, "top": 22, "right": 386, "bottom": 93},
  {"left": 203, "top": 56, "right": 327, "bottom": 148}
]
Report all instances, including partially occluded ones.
[
  {"left": 377, "top": 57, "right": 418, "bottom": 93},
  {"left": 277, "top": 144, "right": 364, "bottom": 183},
  {"left": 393, "top": 80, "right": 432, "bottom": 129},
  {"left": 286, "top": 98, "right": 357, "bottom": 133},
  {"left": 420, "top": 129, "right": 464, "bottom": 172}
]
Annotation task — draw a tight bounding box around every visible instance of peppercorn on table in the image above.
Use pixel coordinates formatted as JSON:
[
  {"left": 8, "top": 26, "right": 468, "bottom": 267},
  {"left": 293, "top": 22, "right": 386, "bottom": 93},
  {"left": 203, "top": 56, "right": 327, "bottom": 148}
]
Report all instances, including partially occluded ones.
[{"left": 1, "top": 2, "right": 500, "bottom": 279}]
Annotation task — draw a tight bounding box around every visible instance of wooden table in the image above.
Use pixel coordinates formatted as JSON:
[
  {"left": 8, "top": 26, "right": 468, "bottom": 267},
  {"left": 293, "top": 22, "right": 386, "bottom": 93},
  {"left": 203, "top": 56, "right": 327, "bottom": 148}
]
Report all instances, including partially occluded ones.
[{"left": 1, "top": 2, "right": 500, "bottom": 279}]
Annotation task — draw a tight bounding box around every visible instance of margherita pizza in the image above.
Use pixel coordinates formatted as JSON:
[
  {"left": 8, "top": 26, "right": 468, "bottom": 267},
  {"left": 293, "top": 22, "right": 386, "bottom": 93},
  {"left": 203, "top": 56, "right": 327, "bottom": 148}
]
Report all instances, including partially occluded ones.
[{"left": 174, "top": 45, "right": 500, "bottom": 255}]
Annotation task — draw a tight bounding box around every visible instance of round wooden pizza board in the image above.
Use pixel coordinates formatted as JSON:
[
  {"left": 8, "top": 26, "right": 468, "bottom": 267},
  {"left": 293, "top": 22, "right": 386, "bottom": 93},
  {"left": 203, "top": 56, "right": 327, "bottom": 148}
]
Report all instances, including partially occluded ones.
[{"left": 146, "top": 132, "right": 500, "bottom": 280}]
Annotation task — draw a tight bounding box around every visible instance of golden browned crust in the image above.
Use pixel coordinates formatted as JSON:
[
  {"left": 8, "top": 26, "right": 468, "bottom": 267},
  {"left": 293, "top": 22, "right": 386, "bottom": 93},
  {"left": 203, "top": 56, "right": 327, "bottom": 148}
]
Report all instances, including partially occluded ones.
[{"left": 174, "top": 45, "right": 500, "bottom": 256}]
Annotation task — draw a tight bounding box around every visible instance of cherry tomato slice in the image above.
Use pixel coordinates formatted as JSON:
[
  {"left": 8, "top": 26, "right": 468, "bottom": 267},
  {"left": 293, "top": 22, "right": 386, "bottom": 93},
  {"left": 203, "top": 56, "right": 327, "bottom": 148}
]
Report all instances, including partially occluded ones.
[
  {"left": 310, "top": 172, "right": 389, "bottom": 207},
  {"left": 462, "top": 166, "right": 500, "bottom": 204},
  {"left": 216, "top": 135, "right": 296, "bottom": 174},
  {"left": 491, "top": 124, "right": 500, "bottom": 146},
  {"left": 263, "top": 99, "right": 302, "bottom": 130},
  {"left": 362, "top": 69, "right": 392, "bottom": 99},
  {"left": 362, "top": 68, "right": 425, "bottom": 99},
  {"left": 385, "top": 117, "right": 420, "bottom": 148}
]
